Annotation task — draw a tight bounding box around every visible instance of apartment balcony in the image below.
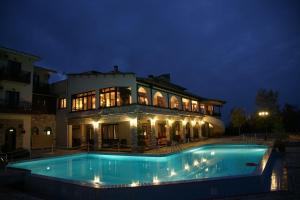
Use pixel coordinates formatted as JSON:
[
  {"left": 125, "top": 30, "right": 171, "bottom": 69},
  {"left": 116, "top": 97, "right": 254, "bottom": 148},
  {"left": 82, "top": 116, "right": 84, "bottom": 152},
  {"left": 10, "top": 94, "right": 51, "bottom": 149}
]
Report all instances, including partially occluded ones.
[
  {"left": 0, "top": 99, "right": 32, "bottom": 114},
  {"left": 0, "top": 69, "right": 31, "bottom": 84}
]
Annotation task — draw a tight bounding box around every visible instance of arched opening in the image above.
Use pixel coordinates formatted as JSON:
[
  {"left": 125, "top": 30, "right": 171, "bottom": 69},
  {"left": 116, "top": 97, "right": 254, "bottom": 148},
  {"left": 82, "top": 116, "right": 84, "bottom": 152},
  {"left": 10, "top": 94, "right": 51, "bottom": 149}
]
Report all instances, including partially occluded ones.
[
  {"left": 153, "top": 92, "right": 166, "bottom": 107},
  {"left": 193, "top": 122, "right": 200, "bottom": 139},
  {"left": 170, "top": 96, "right": 179, "bottom": 109},
  {"left": 138, "top": 87, "right": 149, "bottom": 105},
  {"left": 4, "top": 127, "right": 16, "bottom": 152},
  {"left": 185, "top": 122, "right": 191, "bottom": 141},
  {"left": 32, "top": 127, "right": 39, "bottom": 135},
  {"left": 171, "top": 121, "right": 180, "bottom": 142}
]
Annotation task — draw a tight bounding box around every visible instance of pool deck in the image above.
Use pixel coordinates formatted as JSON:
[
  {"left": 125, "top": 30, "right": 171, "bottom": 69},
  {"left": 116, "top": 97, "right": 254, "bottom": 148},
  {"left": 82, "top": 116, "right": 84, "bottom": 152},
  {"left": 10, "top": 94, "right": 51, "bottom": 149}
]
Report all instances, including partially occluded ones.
[
  {"left": 26, "top": 136, "right": 274, "bottom": 159},
  {"left": 1, "top": 136, "right": 300, "bottom": 199}
]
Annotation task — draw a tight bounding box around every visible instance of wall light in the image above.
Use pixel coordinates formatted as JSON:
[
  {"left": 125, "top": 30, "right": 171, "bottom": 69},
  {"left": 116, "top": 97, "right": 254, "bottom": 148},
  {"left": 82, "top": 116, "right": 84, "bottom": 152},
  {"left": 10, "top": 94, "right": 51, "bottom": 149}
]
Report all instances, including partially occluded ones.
[
  {"left": 150, "top": 118, "right": 156, "bottom": 126},
  {"left": 130, "top": 118, "right": 138, "bottom": 127}
]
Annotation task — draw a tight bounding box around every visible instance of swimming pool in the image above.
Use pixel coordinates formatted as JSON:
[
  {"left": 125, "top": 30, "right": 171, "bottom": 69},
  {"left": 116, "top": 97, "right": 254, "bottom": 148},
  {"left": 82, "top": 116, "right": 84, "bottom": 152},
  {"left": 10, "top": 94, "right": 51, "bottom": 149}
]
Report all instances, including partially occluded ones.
[{"left": 10, "top": 144, "right": 269, "bottom": 187}]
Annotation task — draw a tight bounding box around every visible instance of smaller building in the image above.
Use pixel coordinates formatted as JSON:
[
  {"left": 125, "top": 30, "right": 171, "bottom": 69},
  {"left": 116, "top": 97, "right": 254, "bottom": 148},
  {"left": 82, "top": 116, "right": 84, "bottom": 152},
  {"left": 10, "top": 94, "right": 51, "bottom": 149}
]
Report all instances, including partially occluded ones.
[{"left": 0, "top": 46, "right": 56, "bottom": 152}]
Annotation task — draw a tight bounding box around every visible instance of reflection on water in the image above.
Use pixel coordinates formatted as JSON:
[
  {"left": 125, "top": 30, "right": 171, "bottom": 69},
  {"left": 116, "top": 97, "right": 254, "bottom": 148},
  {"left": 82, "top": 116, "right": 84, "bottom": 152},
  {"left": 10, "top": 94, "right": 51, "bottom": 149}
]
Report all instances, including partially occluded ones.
[{"left": 269, "top": 156, "right": 288, "bottom": 191}]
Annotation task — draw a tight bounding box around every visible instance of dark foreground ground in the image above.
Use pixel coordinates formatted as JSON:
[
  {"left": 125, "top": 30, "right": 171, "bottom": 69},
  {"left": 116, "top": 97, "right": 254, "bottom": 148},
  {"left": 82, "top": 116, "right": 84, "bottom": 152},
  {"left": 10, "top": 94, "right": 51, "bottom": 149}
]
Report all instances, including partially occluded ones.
[{"left": 1, "top": 141, "right": 300, "bottom": 200}]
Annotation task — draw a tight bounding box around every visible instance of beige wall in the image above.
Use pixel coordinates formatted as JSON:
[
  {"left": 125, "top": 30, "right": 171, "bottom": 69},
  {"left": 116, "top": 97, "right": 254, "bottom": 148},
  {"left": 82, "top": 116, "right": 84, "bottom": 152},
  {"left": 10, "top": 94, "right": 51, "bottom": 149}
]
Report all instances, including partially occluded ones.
[
  {"left": 0, "top": 113, "right": 31, "bottom": 150},
  {"left": 0, "top": 49, "right": 36, "bottom": 103}
]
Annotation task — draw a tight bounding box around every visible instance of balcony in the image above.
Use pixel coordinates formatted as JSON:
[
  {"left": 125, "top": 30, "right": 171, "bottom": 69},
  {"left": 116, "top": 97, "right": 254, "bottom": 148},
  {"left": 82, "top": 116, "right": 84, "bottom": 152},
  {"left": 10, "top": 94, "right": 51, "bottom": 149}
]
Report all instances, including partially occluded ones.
[
  {"left": 0, "top": 99, "right": 32, "bottom": 114},
  {"left": 0, "top": 69, "right": 31, "bottom": 84}
]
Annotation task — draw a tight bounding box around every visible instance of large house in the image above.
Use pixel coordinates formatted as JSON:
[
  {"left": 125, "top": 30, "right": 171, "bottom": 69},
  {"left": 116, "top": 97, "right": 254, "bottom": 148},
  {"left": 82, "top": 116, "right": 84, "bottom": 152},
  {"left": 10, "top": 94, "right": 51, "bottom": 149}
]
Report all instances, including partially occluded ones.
[
  {"left": 0, "top": 47, "right": 56, "bottom": 153},
  {"left": 0, "top": 46, "right": 225, "bottom": 153},
  {"left": 53, "top": 66, "right": 225, "bottom": 151}
]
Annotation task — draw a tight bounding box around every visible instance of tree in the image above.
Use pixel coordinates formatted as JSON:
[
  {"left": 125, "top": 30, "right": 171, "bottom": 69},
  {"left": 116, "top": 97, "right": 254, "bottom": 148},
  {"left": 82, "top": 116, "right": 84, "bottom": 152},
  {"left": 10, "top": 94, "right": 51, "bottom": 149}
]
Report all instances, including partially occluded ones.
[
  {"left": 230, "top": 107, "right": 246, "bottom": 135},
  {"left": 282, "top": 104, "right": 300, "bottom": 133},
  {"left": 255, "top": 89, "right": 279, "bottom": 114},
  {"left": 255, "top": 89, "right": 283, "bottom": 133}
]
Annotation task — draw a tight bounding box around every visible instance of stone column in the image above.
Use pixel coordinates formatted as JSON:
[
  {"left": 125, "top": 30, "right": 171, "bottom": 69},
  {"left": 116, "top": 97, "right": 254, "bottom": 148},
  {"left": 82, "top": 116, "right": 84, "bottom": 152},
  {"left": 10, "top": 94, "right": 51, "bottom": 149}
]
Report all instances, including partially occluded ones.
[
  {"left": 130, "top": 125, "right": 138, "bottom": 151},
  {"left": 96, "top": 90, "right": 100, "bottom": 109},
  {"left": 93, "top": 123, "right": 102, "bottom": 150},
  {"left": 166, "top": 120, "right": 171, "bottom": 142},
  {"left": 150, "top": 120, "right": 157, "bottom": 147},
  {"left": 80, "top": 124, "right": 86, "bottom": 147},
  {"left": 199, "top": 123, "right": 203, "bottom": 138},
  {"left": 190, "top": 123, "right": 194, "bottom": 141},
  {"left": 67, "top": 125, "right": 72, "bottom": 148}
]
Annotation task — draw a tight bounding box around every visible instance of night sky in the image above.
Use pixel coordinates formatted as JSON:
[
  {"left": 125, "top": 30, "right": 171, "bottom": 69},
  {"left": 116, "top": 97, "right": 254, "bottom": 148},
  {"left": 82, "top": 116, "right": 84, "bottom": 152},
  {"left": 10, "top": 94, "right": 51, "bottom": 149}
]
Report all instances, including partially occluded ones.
[{"left": 1, "top": 0, "right": 300, "bottom": 123}]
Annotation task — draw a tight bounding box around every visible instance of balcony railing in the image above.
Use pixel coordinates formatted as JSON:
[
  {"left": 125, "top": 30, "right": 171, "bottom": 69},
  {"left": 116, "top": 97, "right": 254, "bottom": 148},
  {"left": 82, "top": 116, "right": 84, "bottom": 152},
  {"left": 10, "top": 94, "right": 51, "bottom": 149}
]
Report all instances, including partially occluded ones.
[
  {"left": 0, "top": 99, "right": 32, "bottom": 113},
  {"left": 0, "top": 69, "right": 31, "bottom": 84}
]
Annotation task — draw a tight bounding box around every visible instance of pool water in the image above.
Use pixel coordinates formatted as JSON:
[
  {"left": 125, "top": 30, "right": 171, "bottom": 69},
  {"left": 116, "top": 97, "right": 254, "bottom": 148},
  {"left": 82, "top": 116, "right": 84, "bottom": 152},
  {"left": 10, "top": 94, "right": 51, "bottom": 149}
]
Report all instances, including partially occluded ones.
[{"left": 10, "top": 145, "right": 268, "bottom": 186}]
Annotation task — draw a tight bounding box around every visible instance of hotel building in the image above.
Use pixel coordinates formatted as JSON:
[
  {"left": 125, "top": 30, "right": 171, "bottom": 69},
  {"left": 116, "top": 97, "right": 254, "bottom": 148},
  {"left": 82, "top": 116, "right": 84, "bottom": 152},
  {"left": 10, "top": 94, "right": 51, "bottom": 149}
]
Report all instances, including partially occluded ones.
[
  {"left": 54, "top": 66, "right": 225, "bottom": 151},
  {"left": 0, "top": 46, "right": 225, "bottom": 152}
]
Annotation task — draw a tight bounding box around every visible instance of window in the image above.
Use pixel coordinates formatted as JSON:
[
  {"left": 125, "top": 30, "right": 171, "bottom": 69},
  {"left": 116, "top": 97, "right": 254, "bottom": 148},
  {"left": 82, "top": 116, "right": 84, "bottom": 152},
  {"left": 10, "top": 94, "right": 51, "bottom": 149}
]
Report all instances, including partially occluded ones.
[
  {"left": 58, "top": 98, "right": 67, "bottom": 109},
  {"left": 200, "top": 104, "right": 206, "bottom": 114},
  {"left": 102, "top": 124, "right": 118, "bottom": 139},
  {"left": 32, "top": 127, "right": 39, "bottom": 135},
  {"left": 5, "top": 91, "right": 20, "bottom": 107},
  {"left": 153, "top": 92, "right": 166, "bottom": 107},
  {"left": 170, "top": 96, "right": 179, "bottom": 109},
  {"left": 182, "top": 98, "right": 190, "bottom": 111},
  {"left": 191, "top": 100, "right": 198, "bottom": 112},
  {"left": 100, "top": 87, "right": 131, "bottom": 108},
  {"left": 138, "top": 87, "right": 149, "bottom": 105},
  {"left": 71, "top": 91, "right": 96, "bottom": 111}
]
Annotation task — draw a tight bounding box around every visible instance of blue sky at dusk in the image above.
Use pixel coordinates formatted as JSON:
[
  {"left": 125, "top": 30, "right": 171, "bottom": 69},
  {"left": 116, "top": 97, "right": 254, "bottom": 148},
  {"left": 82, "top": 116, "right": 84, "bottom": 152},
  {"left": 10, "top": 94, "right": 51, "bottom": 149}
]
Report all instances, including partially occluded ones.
[{"left": 1, "top": 0, "right": 299, "bottom": 123}]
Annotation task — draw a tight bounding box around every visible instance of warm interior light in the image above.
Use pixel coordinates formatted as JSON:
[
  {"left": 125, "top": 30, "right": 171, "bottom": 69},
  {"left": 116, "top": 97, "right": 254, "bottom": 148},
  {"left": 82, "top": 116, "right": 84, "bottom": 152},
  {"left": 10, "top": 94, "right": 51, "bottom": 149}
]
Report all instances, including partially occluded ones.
[
  {"left": 200, "top": 120, "right": 205, "bottom": 125},
  {"left": 191, "top": 120, "right": 196, "bottom": 126}
]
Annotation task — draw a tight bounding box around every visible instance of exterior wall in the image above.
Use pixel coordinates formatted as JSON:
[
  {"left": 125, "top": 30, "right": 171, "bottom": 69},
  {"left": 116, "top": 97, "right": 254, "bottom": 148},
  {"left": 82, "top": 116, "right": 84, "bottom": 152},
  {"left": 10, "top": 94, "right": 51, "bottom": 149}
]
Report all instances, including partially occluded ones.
[
  {"left": 31, "top": 114, "right": 56, "bottom": 149},
  {"left": 0, "top": 50, "right": 35, "bottom": 103},
  {"left": 0, "top": 113, "right": 31, "bottom": 150},
  {"left": 118, "top": 121, "right": 131, "bottom": 145},
  {"left": 67, "top": 74, "right": 137, "bottom": 112}
]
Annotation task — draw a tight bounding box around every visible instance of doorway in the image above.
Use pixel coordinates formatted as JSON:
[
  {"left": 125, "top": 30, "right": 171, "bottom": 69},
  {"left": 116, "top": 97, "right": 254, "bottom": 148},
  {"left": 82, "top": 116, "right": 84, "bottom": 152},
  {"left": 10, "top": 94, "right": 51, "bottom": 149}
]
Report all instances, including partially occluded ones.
[{"left": 5, "top": 127, "right": 17, "bottom": 152}]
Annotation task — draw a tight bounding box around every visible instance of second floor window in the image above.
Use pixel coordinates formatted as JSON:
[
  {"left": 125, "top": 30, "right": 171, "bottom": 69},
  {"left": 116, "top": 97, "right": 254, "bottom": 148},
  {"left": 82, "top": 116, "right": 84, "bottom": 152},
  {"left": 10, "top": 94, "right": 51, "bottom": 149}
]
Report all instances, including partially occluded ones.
[
  {"left": 100, "top": 87, "right": 131, "bottom": 108},
  {"left": 5, "top": 90, "right": 20, "bottom": 107},
  {"left": 182, "top": 98, "right": 190, "bottom": 111},
  {"left": 58, "top": 98, "right": 67, "bottom": 109},
  {"left": 71, "top": 91, "right": 96, "bottom": 111},
  {"left": 192, "top": 100, "right": 198, "bottom": 112}
]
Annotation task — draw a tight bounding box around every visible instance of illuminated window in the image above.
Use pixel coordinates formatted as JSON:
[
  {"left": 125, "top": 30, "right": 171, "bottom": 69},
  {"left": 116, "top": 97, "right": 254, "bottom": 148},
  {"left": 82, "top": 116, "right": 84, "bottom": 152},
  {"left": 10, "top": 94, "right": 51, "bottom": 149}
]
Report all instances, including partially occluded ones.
[
  {"left": 58, "top": 98, "right": 67, "bottom": 109},
  {"left": 153, "top": 92, "right": 166, "bottom": 107},
  {"left": 170, "top": 96, "right": 179, "bottom": 109},
  {"left": 191, "top": 100, "right": 198, "bottom": 112},
  {"left": 200, "top": 104, "right": 206, "bottom": 114},
  {"left": 138, "top": 87, "right": 149, "bottom": 105},
  {"left": 100, "top": 87, "right": 131, "bottom": 108},
  {"left": 71, "top": 91, "right": 96, "bottom": 111},
  {"left": 182, "top": 98, "right": 190, "bottom": 111}
]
